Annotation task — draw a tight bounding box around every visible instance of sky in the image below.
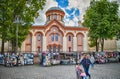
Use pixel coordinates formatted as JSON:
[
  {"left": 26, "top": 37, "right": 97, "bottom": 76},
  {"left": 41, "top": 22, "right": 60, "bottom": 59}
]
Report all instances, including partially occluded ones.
[
  {"left": 34, "top": 0, "right": 91, "bottom": 26},
  {"left": 33, "top": 0, "right": 120, "bottom": 26}
]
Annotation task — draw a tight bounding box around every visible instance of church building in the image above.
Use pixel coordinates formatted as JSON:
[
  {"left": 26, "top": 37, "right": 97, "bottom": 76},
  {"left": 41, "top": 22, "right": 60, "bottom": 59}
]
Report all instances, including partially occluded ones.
[{"left": 21, "top": 7, "right": 89, "bottom": 54}]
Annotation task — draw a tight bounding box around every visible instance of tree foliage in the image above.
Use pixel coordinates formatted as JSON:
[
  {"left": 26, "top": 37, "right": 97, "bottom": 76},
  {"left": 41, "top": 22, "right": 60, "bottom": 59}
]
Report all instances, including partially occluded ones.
[
  {"left": 0, "top": 0, "right": 46, "bottom": 53},
  {"left": 83, "top": 0, "right": 120, "bottom": 52}
]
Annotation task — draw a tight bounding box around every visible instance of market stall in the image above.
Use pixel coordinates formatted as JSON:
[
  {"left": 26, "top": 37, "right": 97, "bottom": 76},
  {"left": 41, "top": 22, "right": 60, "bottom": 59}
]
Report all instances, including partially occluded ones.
[
  {"left": 60, "top": 52, "right": 76, "bottom": 65},
  {"left": 0, "top": 54, "right": 4, "bottom": 65},
  {"left": 23, "top": 53, "right": 34, "bottom": 65},
  {"left": 51, "top": 53, "right": 60, "bottom": 65}
]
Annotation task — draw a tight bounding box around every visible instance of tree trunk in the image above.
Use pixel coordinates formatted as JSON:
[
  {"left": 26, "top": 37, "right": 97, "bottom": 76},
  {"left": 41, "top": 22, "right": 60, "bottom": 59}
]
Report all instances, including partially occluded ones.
[
  {"left": 8, "top": 40, "right": 9, "bottom": 52},
  {"left": 97, "top": 42, "right": 99, "bottom": 52},
  {"left": 11, "top": 40, "right": 13, "bottom": 52},
  {"left": 96, "top": 38, "right": 99, "bottom": 52},
  {"left": 11, "top": 39, "right": 16, "bottom": 53},
  {"left": 1, "top": 39, "right": 5, "bottom": 53},
  {"left": 101, "top": 38, "right": 104, "bottom": 52}
]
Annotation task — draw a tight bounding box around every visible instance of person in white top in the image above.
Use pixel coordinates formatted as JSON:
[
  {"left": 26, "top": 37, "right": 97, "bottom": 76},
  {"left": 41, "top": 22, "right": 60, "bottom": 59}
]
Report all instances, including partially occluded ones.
[{"left": 90, "top": 55, "right": 95, "bottom": 68}]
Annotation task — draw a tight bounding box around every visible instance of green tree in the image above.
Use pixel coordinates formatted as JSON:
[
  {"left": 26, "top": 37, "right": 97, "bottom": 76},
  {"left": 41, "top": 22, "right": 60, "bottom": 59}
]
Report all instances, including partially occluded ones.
[
  {"left": 0, "top": 0, "right": 46, "bottom": 53},
  {"left": 116, "top": 18, "right": 120, "bottom": 40},
  {"left": 83, "top": 0, "right": 120, "bottom": 52},
  {"left": 0, "top": 0, "right": 13, "bottom": 53}
]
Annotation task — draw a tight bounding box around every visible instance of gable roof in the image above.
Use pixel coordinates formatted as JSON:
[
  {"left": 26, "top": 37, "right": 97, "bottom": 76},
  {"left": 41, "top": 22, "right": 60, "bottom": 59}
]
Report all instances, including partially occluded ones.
[{"left": 31, "top": 19, "right": 89, "bottom": 31}]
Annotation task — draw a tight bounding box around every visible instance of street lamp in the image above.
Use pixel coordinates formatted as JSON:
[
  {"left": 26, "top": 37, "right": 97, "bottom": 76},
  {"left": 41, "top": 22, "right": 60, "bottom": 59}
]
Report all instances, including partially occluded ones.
[{"left": 14, "top": 15, "right": 19, "bottom": 53}]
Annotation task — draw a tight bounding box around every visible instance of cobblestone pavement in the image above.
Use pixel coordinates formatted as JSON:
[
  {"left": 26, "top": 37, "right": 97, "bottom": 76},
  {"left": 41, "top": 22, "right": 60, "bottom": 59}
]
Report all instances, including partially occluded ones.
[{"left": 0, "top": 63, "right": 120, "bottom": 79}]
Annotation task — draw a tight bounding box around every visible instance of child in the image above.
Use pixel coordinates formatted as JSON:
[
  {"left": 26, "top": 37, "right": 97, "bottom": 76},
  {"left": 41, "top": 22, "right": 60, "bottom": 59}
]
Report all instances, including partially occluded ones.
[
  {"left": 80, "top": 69, "right": 87, "bottom": 79},
  {"left": 76, "top": 64, "right": 87, "bottom": 79}
]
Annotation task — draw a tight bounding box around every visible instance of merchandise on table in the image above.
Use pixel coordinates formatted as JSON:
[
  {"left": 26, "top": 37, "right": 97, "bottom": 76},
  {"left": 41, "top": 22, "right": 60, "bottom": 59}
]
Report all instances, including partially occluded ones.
[{"left": 23, "top": 53, "right": 34, "bottom": 65}]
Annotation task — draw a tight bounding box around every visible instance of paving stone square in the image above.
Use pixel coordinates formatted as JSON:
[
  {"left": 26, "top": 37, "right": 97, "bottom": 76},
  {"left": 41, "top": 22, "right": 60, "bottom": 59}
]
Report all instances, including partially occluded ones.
[{"left": 0, "top": 63, "right": 120, "bottom": 79}]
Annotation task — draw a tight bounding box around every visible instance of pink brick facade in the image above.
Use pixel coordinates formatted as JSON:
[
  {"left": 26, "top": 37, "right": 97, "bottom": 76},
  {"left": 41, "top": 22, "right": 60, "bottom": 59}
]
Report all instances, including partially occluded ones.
[{"left": 22, "top": 7, "right": 89, "bottom": 54}]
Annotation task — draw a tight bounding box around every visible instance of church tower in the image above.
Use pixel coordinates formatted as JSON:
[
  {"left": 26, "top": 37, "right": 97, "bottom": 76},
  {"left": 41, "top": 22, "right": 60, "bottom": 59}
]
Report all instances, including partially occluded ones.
[{"left": 45, "top": 7, "right": 65, "bottom": 24}]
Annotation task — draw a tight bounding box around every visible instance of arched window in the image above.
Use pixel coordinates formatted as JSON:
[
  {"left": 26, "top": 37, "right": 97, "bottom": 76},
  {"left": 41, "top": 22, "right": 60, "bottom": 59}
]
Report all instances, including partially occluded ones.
[
  {"left": 51, "top": 35, "right": 54, "bottom": 41},
  {"left": 68, "top": 35, "right": 71, "bottom": 41},
  {"left": 69, "top": 47, "right": 71, "bottom": 52},
  {"left": 53, "top": 45, "right": 56, "bottom": 53},
  {"left": 55, "top": 35, "right": 58, "bottom": 41},
  {"left": 58, "top": 46, "right": 60, "bottom": 53},
  {"left": 49, "top": 46, "right": 51, "bottom": 53},
  {"left": 37, "top": 34, "right": 41, "bottom": 41},
  {"left": 53, "top": 14, "right": 57, "bottom": 19},
  {"left": 38, "top": 47, "right": 40, "bottom": 52},
  {"left": 48, "top": 15, "right": 50, "bottom": 21},
  {"left": 61, "top": 15, "right": 62, "bottom": 21}
]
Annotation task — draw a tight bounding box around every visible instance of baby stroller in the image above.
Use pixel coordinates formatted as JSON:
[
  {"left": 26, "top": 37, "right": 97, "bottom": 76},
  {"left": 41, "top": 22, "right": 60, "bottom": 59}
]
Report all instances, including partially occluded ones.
[{"left": 76, "top": 65, "right": 87, "bottom": 79}]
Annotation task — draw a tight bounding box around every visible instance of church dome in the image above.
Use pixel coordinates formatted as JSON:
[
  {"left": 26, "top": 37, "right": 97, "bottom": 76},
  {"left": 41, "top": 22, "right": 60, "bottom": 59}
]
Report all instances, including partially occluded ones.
[
  {"left": 47, "top": 7, "right": 64, "bottom": 12},
  {"left": 45, "top": 7, "right": 65, "bottom": 24},
  {"left": 46, "top": 7, "right": 65, "bottom": 14}
]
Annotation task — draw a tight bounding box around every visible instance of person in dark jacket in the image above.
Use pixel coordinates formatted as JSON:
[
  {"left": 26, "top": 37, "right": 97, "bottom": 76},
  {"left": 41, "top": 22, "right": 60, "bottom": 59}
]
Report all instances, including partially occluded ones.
[{"left": 80, "top": 54, "right": 91, "bottom": 79}]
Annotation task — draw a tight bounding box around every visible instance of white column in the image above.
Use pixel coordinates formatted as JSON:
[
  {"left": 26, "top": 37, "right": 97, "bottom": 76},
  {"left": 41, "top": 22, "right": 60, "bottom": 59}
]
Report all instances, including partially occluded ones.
[
  {"left": 73, "top": 37, "right": 77, "bottom": 51},
  {"left": 63, "top": 36, "right": 67, "bottom": 52},
  {"left": 42, "top": 36, "right": 46, "bottom": 52},
  {"left": 83, "top": 32, "right": 88, "bottom": 51},
  {"left": 21, "top": 41, "right": 25, "bottom": 52},
  {"left": 32, "top": 35, "right": 36, "bottom": 53},
  {"left": 117, "top": 40, "right": 120, "bottom": 51}
]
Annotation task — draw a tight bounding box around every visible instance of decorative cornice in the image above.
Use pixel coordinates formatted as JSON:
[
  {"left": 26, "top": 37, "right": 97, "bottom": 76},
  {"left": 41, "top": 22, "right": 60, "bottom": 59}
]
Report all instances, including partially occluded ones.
[{"left": 31, "top": 19, "right": 89, "bottom": 31}]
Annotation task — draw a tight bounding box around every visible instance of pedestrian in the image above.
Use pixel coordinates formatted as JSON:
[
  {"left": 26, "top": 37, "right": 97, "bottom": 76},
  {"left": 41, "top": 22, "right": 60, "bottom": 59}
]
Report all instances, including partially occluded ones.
[
  {"left": 80, "top": 54, "right": 91, "bottom": 79},
  {"left": 90, "top": 55, "right": 95, "bottom": 68},
  {"left": 20, "top": 54, "right": 24, "bottom": 66},
  {"left": 76, "top": 64, "right": 87, "bottom": 79},
  {"left": 80, "top": 69, "right": 87, "bottom": 79},
  {"left": 119, "top": 52, "right": 120, "bottom": 62},
  {"left": 76, "top": 64, "right": 81, "bottom": 79},
  {"left": 15, "top": 53, "right": 19, "bottom": 66}
]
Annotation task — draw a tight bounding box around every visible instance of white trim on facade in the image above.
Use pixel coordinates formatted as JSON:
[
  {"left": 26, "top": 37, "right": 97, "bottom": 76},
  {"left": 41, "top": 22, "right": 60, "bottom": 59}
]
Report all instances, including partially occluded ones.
[
  {"left": 32, "top": 35, "right": 36, "bottom": 52},
  {"left": 73, "top": 37, "right": 77, "bottom": 51},
  {"left": 42, "top": 36, "right": 46, "bottom": 52},
  {"left": 83, "top": 32, "right": 88, "bottom": 52},
  {"left": 63, "top": 36, "right": 67, "bottom": 52}
]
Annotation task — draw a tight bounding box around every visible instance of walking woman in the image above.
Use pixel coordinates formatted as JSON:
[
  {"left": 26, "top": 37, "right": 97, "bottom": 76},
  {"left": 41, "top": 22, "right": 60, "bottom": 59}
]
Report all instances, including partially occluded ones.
[
  {"left": 90, "top": 55, "right": 95, "bottom": 68},
  {"left": 80, "top": 54, "right": 91, "bottom": 79}
]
